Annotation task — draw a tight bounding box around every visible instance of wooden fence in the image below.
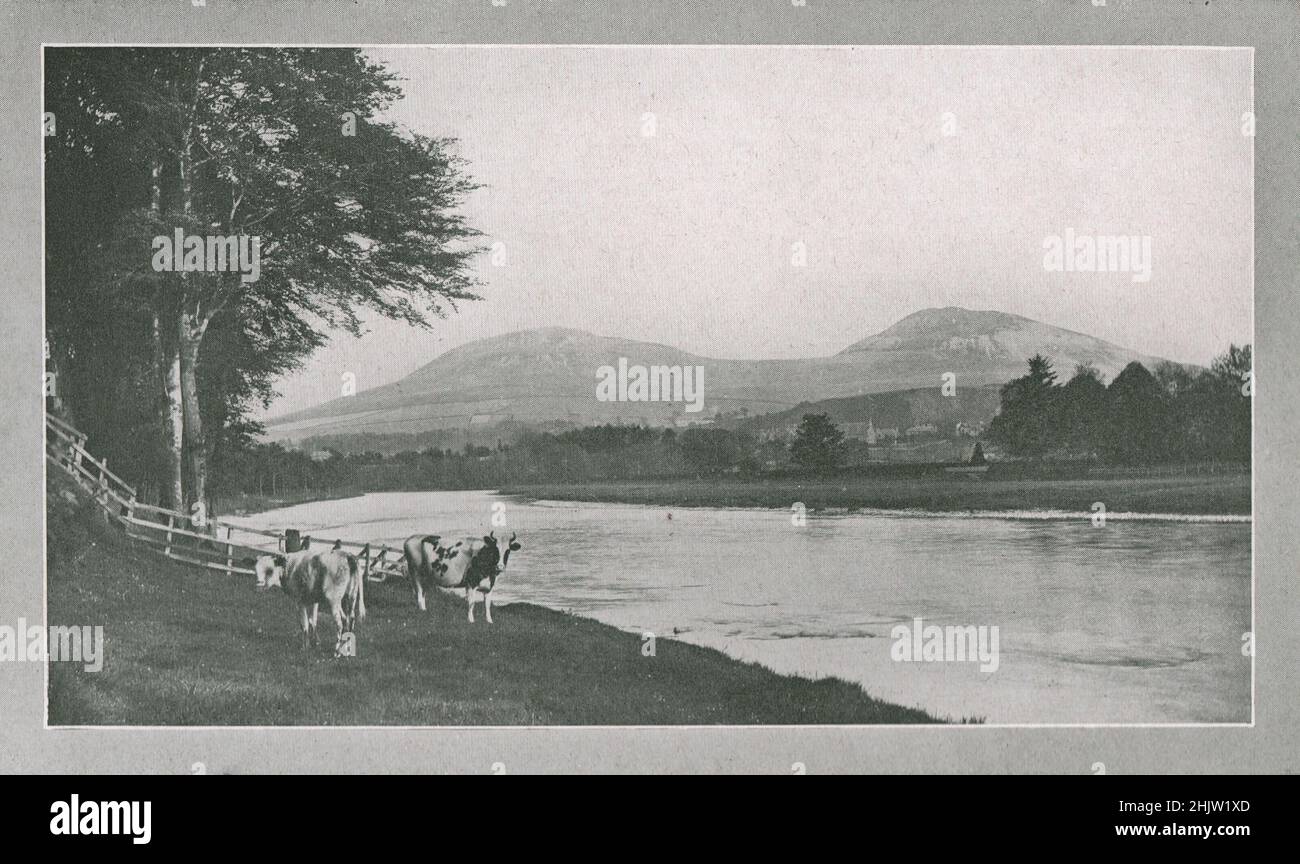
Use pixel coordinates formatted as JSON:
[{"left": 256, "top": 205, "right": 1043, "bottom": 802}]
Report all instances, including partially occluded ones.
[{"left": 45, "top": 415, "right": 405, "bottom": 582}]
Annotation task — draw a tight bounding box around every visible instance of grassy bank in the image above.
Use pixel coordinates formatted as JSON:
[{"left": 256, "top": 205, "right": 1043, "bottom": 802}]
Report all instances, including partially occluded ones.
[
  {"left": 46, "top": 478, "right": 939, "bottom": 725},
  {"left": 501, "top": 472, "right": 1251, "bottom": 515}
]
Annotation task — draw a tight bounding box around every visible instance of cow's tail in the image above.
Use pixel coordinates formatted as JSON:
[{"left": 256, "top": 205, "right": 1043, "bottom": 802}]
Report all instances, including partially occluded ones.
[{"left": 349, "top": 553, "right": 366, "bottom": 623}]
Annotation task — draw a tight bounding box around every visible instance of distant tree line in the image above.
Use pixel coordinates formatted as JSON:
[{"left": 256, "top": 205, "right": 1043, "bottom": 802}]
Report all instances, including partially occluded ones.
[
  {"left": 987, "top": 347, "right": 1251, "bottom": 464},
  {"left": 212, "top": 424, "right": 785, "bottom": 499},
  {"left": 213, "top": 410, "right": 970, "bottom": 500}
]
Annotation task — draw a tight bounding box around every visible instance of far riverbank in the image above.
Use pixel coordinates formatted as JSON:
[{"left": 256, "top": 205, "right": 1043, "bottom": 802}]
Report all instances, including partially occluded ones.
[{"left": 500, "top": 473, "right": 1250, "bottom": 516}]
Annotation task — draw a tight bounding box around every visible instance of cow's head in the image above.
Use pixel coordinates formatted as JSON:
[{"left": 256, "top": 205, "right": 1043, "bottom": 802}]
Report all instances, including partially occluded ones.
[
  {"left": 477, "top": 532, "right": 502, "bottom": 570},
  {"left": 255, "top": 554, "right": 288, "bottom": 590},
  {"left": 502, "top": 532, "right": 521, "bottom": 568},
  {"left": 467, "top": 532, "right": 520, "bottom": 592},
  {"left": 479, "top": 532, "right": 522, "bottom": 570}
]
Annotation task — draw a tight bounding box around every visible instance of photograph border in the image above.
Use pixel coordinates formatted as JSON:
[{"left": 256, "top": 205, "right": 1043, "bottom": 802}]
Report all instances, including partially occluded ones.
[{"left": 4, "top": 0, "right": 1294, "bottom": 774}]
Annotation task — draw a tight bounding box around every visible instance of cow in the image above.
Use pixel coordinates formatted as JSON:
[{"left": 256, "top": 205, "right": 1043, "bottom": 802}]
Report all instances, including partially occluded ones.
[
  {"left": 402, "top": 531, "right": 521, "bottom": 624},
  {"left": 256, "top": 545, "right": 366, "bottom": 656}
]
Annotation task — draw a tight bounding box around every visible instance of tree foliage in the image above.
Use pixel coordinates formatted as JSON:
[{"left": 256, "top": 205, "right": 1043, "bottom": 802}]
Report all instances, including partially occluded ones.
[
  {"left": 988, "top": 347, "right": 1251, "bottom": 464},
  {"left": 789, "top": 413, "right": 847, "bottom": 472},
  {"left": 45, "top": 48, "right": 483, "bottom": 512}
]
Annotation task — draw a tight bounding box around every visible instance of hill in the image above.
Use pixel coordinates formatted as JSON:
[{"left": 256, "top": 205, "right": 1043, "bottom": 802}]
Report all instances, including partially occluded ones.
[{"left": 264, "top": 307, "right": 1169, "bottom": 443}]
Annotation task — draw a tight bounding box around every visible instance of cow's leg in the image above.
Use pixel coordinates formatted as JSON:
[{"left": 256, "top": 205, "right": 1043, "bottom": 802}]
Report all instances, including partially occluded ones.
[
  {"left": 342, "top": 589, "right": 355, "bottom": 633},
  {"left": 465, "top": 586, "right": 476, "bottom": 624},
  {"left": 298, "top": 606, "right": 311, "bottom": 651},
  {"left": 331, "top": 602, "right": 347, "bottom": 657},
  {"left": 310, "top": 604, "right": 320, "bottom": 648},
  {"left": 415, "top": 577, "right": 426, "bottom": 612},
  {"left": 483, "top": 589, "right": 493, "bottom": 625}
]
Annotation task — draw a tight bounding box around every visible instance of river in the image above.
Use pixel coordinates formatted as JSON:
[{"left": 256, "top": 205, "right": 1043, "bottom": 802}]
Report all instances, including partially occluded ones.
[{"left": 226, "top": 490, "right": 1251, "bottom": 724}]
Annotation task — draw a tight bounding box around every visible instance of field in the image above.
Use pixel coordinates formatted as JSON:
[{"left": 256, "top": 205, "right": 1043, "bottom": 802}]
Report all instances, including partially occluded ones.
[
  {"left": 45, "top": 483, "right": 939, "bottom": 726},
  {"left": 502, "top": 472, "right": 1251, "bottom": 516}
]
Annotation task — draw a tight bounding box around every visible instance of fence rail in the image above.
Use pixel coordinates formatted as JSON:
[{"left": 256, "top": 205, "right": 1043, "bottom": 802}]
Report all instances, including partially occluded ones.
[{"left": 45, "top": 415, "right": 404, "bottom": 581}]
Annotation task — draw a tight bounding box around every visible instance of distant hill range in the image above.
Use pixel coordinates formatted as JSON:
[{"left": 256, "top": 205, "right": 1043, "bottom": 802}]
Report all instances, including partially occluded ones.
[{"left": 265, "top": 306, "right": 1170, "bottom": 445}]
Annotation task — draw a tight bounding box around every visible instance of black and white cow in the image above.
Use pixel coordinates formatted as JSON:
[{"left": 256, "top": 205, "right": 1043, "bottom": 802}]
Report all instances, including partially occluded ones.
[{"left": 402, "top": 532, "right": 521, "bottom": 624}]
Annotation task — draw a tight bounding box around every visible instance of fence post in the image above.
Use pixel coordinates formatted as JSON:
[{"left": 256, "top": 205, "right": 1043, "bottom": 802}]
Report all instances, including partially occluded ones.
[
  {"left": 97, "top": 465, "right": 109, "bottom": 509},
  {"left": 121, "top": 495, "right": 136, "bottom": 535},
  {"left": 165, "top": 513, "right": 175, "bottom": 558},
  {"left": 225, "top": 525, "right": 234, "bottom": 573}
]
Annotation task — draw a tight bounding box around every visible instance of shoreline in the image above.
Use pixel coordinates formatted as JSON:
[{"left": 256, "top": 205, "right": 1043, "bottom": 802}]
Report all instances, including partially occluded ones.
[
  {"left": 221, "top": 471, "right": 1252, "bottom": 522},
  {"left": 507, "top": 496, "right": 1252, "bottom": 523},
  {"left": 213, "top": 488, "right": 364, "bottom": 517},
  {"left": 498, "top": 473, "right": 1251, "bottom": 517}
]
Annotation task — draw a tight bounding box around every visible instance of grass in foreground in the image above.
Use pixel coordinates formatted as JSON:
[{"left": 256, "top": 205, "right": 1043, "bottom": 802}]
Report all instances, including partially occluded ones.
[
  {"left": 46, "top": 483, "right": 938, "bottom": 726},
  {"left": 501, "top": 473, "right": 1250, "bottom": 516}
]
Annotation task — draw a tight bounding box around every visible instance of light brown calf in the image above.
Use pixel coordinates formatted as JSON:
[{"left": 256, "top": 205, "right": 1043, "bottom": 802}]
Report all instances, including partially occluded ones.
[{"left": 256, "top": 546, "right": 366, "bottom": 656}]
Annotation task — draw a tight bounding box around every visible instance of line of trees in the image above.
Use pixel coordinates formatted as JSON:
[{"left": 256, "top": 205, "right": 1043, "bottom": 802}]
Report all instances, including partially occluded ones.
[
  {"left": 987, "top": 348, "right": 1251, "bottom": 463},
  {"left": 213, "top": 425, "right": 786, "bottom": 499},
  {"left": 45, "top": 48, "right": 481, "bottom": 523},
  {"left": 213, "top": 411, "right": 950, "bottom": 499}
]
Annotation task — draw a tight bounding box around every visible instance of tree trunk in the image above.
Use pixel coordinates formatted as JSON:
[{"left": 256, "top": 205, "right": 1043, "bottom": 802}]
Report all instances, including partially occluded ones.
[
  {"left": 159, "top": 315, "right": 185, "bottom": 511},
  {"left": 179, "top": 312, "right": 210, "bottom": 530},
  {"left": 176, "top": 111, "right": 213, "bottom": 530},
  {"left": 149, "top": 156, "right": 185, "bottom": 511}
]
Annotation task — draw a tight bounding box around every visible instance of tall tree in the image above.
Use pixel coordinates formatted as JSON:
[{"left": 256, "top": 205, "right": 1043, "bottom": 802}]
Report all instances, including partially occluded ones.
[
  {"left": 45, "top": 50, "right": 185, "bottom": 505},
  {"left": 790, "top": 413, "right": 846, "bottom": 473},
  {"left": 1103, "top": 361, "right": 1170, "bottom": 464},
  {"left": 1058, "top": 363, "right": 1108, "bottom": 455},
  {"left": 988, "top": 354, "right": 1059, "bottom": 456},
  {"left": 45, "top": 48, "right": 483, "bottom": 519},
  {"left": 1209, "top": 344, "right": 1252, "bottom": 461}
]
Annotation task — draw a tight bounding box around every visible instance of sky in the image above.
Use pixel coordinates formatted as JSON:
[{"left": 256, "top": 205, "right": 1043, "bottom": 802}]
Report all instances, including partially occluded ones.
[{"left": 257, "top": 45, "right": 1252, "bottom": 419}]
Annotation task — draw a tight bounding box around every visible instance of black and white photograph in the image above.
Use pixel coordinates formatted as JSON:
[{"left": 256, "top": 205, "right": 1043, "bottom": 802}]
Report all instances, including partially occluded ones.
[
  {"left": 39, "top": 42, "right": 1253, "bottom": 729},
  {"left": 5, "top": 0, "right": 1300, "bottom": 801}
]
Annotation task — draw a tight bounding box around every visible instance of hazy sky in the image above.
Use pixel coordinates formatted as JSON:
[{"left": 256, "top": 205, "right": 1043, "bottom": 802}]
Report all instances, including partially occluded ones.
[{"left": 259, "top": 46, "right": 1252, "bottom": 419}]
